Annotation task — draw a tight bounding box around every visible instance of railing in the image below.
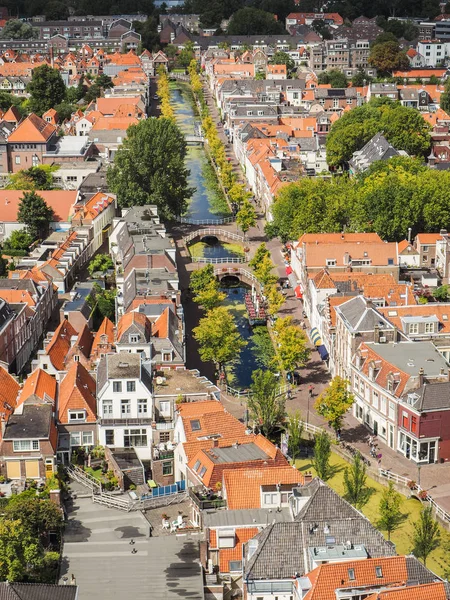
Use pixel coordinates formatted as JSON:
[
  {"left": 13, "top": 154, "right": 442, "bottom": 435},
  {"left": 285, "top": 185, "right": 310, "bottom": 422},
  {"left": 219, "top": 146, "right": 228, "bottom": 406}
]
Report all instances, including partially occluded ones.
[
  {"left": 214, "top": 267, "right": 260, "bottom": 284},
  {"left": 184, "top": 228, "right": 244, "bottom": 243},
  {"left": 189, "top": 488, "right": 226, "bottom": 510},
  {"left": 379, "top": 468, "right": 450, "bottom": 525},
  {"left": 155, "top": 421, "right": 174, "bottom": 430},
  {"left": 192, "top": 256, "right": 246, "bottom": 264},
  {"left": 185, "top": 135, "right": 205, "bottom": 143},
  {"left": 66, "top": 464, "right": 101, "bottom": 493},
  {"left": 179, "top": 216, "right": 235, "bottom": 225},
  {"left": 98, "top": 417, "right": 153, "bottom": 426},
  {"left": 93, "top": 491, "right": 132, "bottom": 512},
  {"left": 222, "top": 382, "right": 290, "bottom": 399},
  {"left": 299, "top": 421, "right": 326, "bottom": 436}
]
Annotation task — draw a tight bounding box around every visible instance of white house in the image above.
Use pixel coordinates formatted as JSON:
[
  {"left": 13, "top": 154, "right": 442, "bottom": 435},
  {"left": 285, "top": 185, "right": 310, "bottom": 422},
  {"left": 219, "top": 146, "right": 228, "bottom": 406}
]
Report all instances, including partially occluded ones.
[{"left": 96, "top": 353, "right": 153, "bottom": 460}]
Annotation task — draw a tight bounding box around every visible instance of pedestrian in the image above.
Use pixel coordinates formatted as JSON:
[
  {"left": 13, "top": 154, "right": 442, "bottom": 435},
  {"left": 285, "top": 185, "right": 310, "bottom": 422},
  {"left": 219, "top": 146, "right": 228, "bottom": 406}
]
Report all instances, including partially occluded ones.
[
  {"left": 300, "top": 320, "right": 305, "bottom": 329},
  {"left": 368, "top": 435, "right": 373, "bottom": 446},
  {"left": 308, "top": 385, "right": 314, "bottom": 398},
  {"left": 377, "top": 453, "right": 382, "bottom": 465},
  {"left": 336, "top": 428, "right": 341, "bottom": 441}
]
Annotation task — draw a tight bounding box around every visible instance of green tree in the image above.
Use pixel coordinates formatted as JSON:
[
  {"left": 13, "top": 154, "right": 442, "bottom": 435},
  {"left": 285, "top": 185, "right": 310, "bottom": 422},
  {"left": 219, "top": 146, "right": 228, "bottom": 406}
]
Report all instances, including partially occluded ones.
[
  {"left": 236, "top": 199, "right": 257, "bottom": 238},
  {"left": 178, "top": 41, "right": 196, "bottom": 68},
  {"left": 107, "top": 118, "right": 193, "bottom": 219},
  {"left": 312, "top": 430, "right": 332, "bottom": 481},
  {"left": 265, "top": 284, "right": 285, "bottom": 317},
  {"left": 17, "top": 191, "right": 54, "bottom": 240},
  {"left": 311, "top": 19, "right": 332, "bottom": 39},
  {"left": 0, "top": 20, "right": 37, "bottom": 40},
  {"left": 190, "top": 264, "right": 216, "bottom": 295},
  {"left": 0, "top": 253, "right": 7, "bottom": 276},
  {"left": 193, "top": 281, "right": 226, "bottom": 311},
  {"left": 227, "top": 7, "right": 285, "bottom": 35},
  {"left": 440, "top": 79, "right": 450, "bottom": 113},
  {"left": 351, "top": 68, "right": 373, "bottom": 87},
  {"left": 252, "top": 326, "right": 277, "bottom": 370},
  {"left": 0, "top": 92, "right": 25, "bottom": 112},
  {"left": 193, "top": 306, "right": 247, "bottom": 370},
  {"left": 27, "top": 64, "right": 66, "bottom": 116},
  {"left": 88, "top": 253, "right": 114, "bottom": 275},
  {"left": 343, "top": 452, "right": 368, "bottom": 509},
  {"left": 248, "top": 369, "right": 285, "bottom": 436},
  {"left": 249, "top": 242, "right": 270, "bottom": 270},
  {"left": 273, "top": 316, "right": 310, "bottom": 376},
  {"left": 254, "top": 255, "right": 278, "bottom": 286},
  {"left": 270, "top": 51, "right": 295, "bottom": 75},
  {"left": 315, "top": 376, "right": 354, "bottom": 433},
  {"left": 44, "top": 0, "right": 69, "bottom": 19},
  {"left": 7, "top": 165, "right": 59, "bottom": 190},
  {"left": 434, "top": 285, "right": 449, "bottom": 302},
  {"left": 326, "top": 99, "right": 431, "bottom": 167},
  {"left": 377, "top": 481, "right": 404, "bottom": 540},
  {"left": 411, "top": 506, "right": 440, "bottom": 566},
  {"left": 368, "top": 41, "right": 409, "bottom": 74},
  {"left": 95, "top": 288, "right": 116, "bottom": 321},
  {"left": 3, "top": 229, "right": 34, "bottom": 253},
  {"left": 133, "top": 16, "right": 160, "bottom": 52},
  {"left": 318, "top": 69, "right": 348, "bottom": 88},
  {"left": 286, "top": 410, "right": 304, "bottom": 460}
]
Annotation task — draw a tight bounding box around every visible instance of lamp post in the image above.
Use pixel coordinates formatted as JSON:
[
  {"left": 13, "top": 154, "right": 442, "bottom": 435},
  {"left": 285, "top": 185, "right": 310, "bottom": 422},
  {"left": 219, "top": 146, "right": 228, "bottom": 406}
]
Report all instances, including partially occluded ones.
[{"left": 418, "top": 464, "right": 422, "bottom": 488}]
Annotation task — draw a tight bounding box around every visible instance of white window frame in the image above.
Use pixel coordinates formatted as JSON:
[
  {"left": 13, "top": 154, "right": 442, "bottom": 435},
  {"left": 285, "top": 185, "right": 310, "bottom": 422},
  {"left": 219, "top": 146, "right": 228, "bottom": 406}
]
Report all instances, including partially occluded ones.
[
  {"left": 13, "top": 439, "right": 39, "bottom": 452},
  {"left": 68, "top": 410, "right": 86, "bottom": 422}
]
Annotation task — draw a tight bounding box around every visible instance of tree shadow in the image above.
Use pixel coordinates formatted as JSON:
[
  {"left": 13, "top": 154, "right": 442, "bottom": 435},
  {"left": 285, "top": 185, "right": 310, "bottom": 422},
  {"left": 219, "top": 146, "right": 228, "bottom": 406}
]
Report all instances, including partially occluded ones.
[
  {"left": 376, "top": 510, "right": 410, "bottom": 535},
  {"left": 296, "top": 462, "right": 314, "bottom": 472},
  {"left": 344, "top": 486, "right": 377, "bottom": 509},
  {"left": 327, "top": 463, "right": 345, "bottom": 479}
]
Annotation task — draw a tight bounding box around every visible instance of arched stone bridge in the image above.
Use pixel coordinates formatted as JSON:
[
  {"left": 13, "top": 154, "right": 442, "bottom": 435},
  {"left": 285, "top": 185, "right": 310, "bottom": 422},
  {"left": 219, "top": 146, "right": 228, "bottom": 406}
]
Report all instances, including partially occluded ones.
[{"left": 184, "top": 228, "right": 245, "bottom": 245}]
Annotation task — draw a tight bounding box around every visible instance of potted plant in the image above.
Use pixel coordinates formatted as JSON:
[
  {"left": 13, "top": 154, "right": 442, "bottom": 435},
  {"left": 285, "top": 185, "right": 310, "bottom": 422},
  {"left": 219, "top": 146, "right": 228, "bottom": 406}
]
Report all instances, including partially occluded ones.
[
  {"left": 215, "top": 482, "right": 222, "bottom": 497},
  {"left": 407, "top": 480, "right": 416, "bottom": 490},
  {"left": 418, "top": 489, "right": 428, "bottom": 500},
  {"left": 161, "top": 513, "right": 169, "bottom": 520}
]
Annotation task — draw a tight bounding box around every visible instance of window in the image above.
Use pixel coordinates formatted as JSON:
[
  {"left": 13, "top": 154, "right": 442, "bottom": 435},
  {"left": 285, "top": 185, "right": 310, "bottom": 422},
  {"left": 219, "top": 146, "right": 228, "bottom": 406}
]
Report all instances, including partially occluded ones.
[
  {"left": 389, "top": 401, "right": 395, "bottom": 420},
  {"left": 15, "top": 156, "right": 20, "bottom": 164},
  {"left": 348, "top": 569, "right": 356, "bottom": 581},
  {"left": 124, "top": 428, "right": 148, "bottom": 447},
  {"left": 162, "top": 461, "right": 173, "bottom": 476},
  {"left": 218, "top": 529, "right": 236, "bottom": 548},
  {"left": 376, "top": 566, "right": 383, "bottom": 578},
  {"left": 411, "top": 415, "right": 417, "bottom": 434},
  {"left": 381, "top": 396, "right": 386, "bottom": 415},
  {"left": 190, "top": 419, "right": 201, "bottom": 431},
  {"left": 422, "top": 255, "right": 428, "bottom": 262},
  {"left": 326, "top": 259, "right": 336, "bottom": 267},
  {"left": 163, "top": 352, "right": 171, "bottom": 362},
  {"left": 13, "top": 440, "right": 39, "bottom": 451},
  {"left": 138, "top": 399, "right": 147, "bottom": 414},
  {"left": 103, "top": 400, "right": 113, "bottom": 416},
  {"left": 199, "top": 466, "right": 207, "bottom": 478},
  {"left": 127, "top": 381, "right": 136, "bottom": 392},
  {"left": 32, "top": 154, "right": 39, "bottom": 166},
  {"left": 105, "top": 430, "right": 114, "bottom": 445},
  {"left": 425, "top": 322, "right": 435, "bottom": 334},
  {"left": 113, "top": 381, "right": 122, "bottom": 393},
  {"left": 160, "top": 401, "right": 171, "bottom": 417},
  {"left": 402, "top": 411, "right": 409, "bottom": 429},
  {"left": 229, "top": 560, "right": 242, "bottom": 572},
  {"left": 69, "top": 411, "right": 85, "bottom": 421},
  {"left": 409, "top": 323, "right": 419, "bottom": 335},
  {"left": 121, "top": 400, "right": 130, "bottom": 415},
  {"left": 372, "top": 390, "right": 379, "bottom": 410},
  {"left": 387, "top": 258, "right": 394, "bottom": 265},
  {"left": 160, "top": 432, "right": 170, "bottom": 443},
  {"left": 82, "top": 431, "right": 93, "bottom": 445},
  {"left": 129, "top": 334, "right": 139, "bottom": 343},
  {"left": 263, "top": 493, "right": 278, "bottom": 505},
  {"left": 74, "top": 355, "right": 80, "bottom": 362}
]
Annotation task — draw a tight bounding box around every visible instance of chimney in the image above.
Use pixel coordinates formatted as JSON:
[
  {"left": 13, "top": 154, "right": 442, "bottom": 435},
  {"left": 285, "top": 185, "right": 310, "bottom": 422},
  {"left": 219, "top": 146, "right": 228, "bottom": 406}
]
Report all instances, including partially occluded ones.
[
  {"left": 303, "top": 471, "right": 313, "bottom": 484},
  {"left": 374, "top": 324, "right": 380, "bottom": 343},
  {"left": 343, "top": 252, "right": 350, "bottom": 265},
  {"left": 49, "top": 488, "right": 61, "bottom": 507},
  {"left": 212, "top": 438, "right": 219, "bottom": 448},
  {"left": 419, "top": 367, "right": 424, "bottom": 387},
  {"left": 408, "top": 227, "right": 412, "bottom": 243}
]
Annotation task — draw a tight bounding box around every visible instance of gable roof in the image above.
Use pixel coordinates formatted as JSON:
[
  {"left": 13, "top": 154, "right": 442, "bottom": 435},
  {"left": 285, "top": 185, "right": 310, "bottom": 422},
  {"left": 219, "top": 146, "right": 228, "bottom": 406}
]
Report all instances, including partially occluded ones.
[
  {"left": 19, "top": 368, "right": 57, "bottom": 406},
  {"left": 0, "top": 366, "right": 20, "bottom": 418},
  {"left": 91, "top": 316, "right": 115, "bottom": 357},
  {"left": 365, "top": 582, "right": 448, "bottom": 600},
  {"left": 45, "top": 319, "right": 78, "bottom": 371},
  {"left": 224, "top": 466, "right": 303, "bottom": 509},
  {"left": 8, "top": 113, "right": 56, "bottom": 143},
  {"left": 0, "top": 582, "right": 77, "bottom": 600},
  {"left": 0, "top": 190, "right": 78, "bottom": 223},
  {"left": 116, "top": 311, "right": 152, "bottom": 343},
  {"left": 58, "top": 362, "right": 97, "bottom": 424}
]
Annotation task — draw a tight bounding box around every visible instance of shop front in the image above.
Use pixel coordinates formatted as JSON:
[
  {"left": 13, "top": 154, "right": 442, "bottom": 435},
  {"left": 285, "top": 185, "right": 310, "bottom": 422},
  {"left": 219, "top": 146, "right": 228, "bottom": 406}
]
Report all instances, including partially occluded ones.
[{"left": 398, "top": 431, "right": 438, "bottom": 463}]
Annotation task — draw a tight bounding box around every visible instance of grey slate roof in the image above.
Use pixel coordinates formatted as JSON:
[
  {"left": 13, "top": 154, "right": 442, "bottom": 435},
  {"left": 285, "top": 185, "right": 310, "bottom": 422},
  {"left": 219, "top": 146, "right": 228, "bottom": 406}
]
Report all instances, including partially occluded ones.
[
  {"left": 336, "top": 296, "right": 394, "bottom": 333},
  {"left": 0, "top": 582, "right": 77, "bottom": 600},
  {"left": 402, "top": 381, "right": 450, "bottom": 411},
  {"left": 204, "top": 507, "right": 292, "bottom": 528},
  {"left": 244, "top": 479, "right": 396, "bottom": 581},
  {"left": 405, "top": 555, "right": 443, "bottom": 585},
  {"left": 349, "top": 133, "right": 406, "bottom": 174},
  {"left": 3, "top": 403, "right": 52, "bottom": 440}
]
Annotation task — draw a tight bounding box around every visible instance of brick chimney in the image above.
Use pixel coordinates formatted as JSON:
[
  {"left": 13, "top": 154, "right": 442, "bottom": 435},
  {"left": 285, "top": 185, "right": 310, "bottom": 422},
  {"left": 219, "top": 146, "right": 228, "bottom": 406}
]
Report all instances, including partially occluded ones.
[{"left": 418, "top": 367, "right": 424, "bottom": 387}]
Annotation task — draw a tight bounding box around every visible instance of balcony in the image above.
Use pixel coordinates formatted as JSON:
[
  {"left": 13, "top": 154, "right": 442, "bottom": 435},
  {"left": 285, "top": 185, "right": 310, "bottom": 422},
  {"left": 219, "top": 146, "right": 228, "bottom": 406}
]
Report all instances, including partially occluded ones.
[
  {"left": 99, "top": 417, "right": 153, "bottom": 426},
  {"left": 155, "top": 421, "right": 174, "bottom": 430},
  {"left": 189, "top": 488, "right": 226, "bottom": 511}
]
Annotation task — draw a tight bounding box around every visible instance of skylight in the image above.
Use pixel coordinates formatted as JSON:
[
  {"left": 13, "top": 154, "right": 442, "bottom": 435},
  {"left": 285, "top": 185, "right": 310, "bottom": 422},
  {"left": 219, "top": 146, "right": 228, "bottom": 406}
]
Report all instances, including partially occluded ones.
[{"left": 190, "top": 419, "right": 201, "bottom": 431}]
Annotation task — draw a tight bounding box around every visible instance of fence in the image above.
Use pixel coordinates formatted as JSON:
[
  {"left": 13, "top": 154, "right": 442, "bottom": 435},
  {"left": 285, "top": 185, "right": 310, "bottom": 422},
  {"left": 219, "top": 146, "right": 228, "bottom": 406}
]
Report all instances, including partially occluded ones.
[
  {"left": 184, "top": 228, "right": 244, "bottom": 243},
  {"left": 222, "top": 382, "right": 290, "bottom": 400},
  {"left": 213, "top": 266, "right": 260, "bottom": 284},
  {"left": 179, "top": 216, "right": 235, "bottom": 225},
  {"left": 192, "top": 256, "right": 246, "bottom": 264},
  {"left": 66, "top": 464, "right": 101, "bottom": 494}
]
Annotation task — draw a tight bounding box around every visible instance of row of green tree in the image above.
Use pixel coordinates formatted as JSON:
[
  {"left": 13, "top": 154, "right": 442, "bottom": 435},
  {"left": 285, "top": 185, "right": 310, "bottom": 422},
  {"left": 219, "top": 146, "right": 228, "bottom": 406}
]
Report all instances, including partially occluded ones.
[{"left": 268, "top": 155, "right": 450, "bottom": 243}]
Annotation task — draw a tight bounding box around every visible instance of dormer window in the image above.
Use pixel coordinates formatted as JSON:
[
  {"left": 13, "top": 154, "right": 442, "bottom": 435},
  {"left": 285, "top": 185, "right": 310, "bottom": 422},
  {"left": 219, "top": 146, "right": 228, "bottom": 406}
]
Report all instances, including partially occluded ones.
[
  {"left": 129, "top": 334, "right": 139, "bottom": 343},
  {"left": 69, "top": 410, "right": 86, "bottom": 422},
  {"left": 425, "top": 322, "right": 435, "bottom": 334},
  {"left": 348, "top": 568, "right": 356, "bottom": 581}
]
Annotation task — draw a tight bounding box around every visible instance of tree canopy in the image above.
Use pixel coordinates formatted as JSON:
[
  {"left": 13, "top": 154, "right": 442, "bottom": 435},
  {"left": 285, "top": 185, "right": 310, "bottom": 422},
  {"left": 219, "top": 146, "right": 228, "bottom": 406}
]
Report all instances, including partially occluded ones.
[
  {"left": 88, "top": 253, "right": 113, "bottom": 275},
  {"left": 107, "top": 117, "right": 193, "bottom": 219},
  {"left": 248, "top": 369, "right": 285, "bottom": 436},
  {"left": 368, "top": 41, "right": 409, "bottom": 74},
  {"left": 7, "top": 165, "right": 59, "bottom": 191},
  {"left": 17, "top": 191, "right": 54, "bottom": 240},
  {"left": 315, "top": 376, "right": 354, "bottom": 432},
  {"left": 318, "top": 69, "right": 348, "bottom": 88},
  {"left": 227, "top": 7, "right": 285, "bottom": 35},
  {"left": 326, "top": 98, "right": 431, "bottom": 167},
  {"left": 0, "top": 19, "right": 37, "bottom": 39},
  {"left": 27, "top": 64, "right": 66, "bottom": 116}
]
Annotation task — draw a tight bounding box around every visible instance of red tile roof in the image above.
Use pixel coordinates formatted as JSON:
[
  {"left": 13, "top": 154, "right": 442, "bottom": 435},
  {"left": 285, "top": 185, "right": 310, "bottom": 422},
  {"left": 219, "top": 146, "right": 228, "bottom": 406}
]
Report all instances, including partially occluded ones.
[
  {"left": 116, "top": 311, "right": 152, "bottom": 342},
  {"left": 0, "top": 366, "right": 19, "bottom": 419},
  {"left": 209, "top": 527, "right": 259, "bottom": 573},
  {"left": 0, "top": 190, "right": 78, "bottom": 223},
  {"left": 8, "top": 112, "right": 56, "bottom": 142},
  {"left": 91, "top": 317, "right": 115, "bottom": 357},
  {"left": 58, "top": 362, "right": 97, "bottom": 424},
  {"left": 19, "top": 368, "right": 56, "bottom": 405},
  {"left": 365, "top": 583, "right": 447, "bottom": 600},
  {"left": 45, "top": 319, "right": 78, "bottom": 371},
  {"left": 224, "top": 466, "right": 303, "bottom": 509}
]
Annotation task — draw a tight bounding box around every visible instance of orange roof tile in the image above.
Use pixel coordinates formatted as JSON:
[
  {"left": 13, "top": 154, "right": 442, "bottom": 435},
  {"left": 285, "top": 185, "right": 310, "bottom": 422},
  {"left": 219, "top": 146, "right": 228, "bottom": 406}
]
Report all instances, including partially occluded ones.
[
  {"left": 19, "top": 368, "right": 56, "bottom": 405},
  {"left": 8, "top": 113, "right": 56, "bottom": 143},
  {"left": 224, "top": 466, "right": 303, "bottom": 509},
  {"left": 116, "top": 311, "right": 151, "bottom": 342},
  {"left": 379, "top": 303, "right": 450, "bottom": 335},
  {"left": 305, "top": 557, "right": 409, "bottom": 600},
  {"left": 90, "top": 116, "right": 138, "bottom": 131},
  {"left": 72, "top": 191, "right": 114, "bottom": 222},
  {"left": 209, "top": 527, "right": 259, "bottom": 573},
  {"left": 357, "top": 343, "right": 410, "bottom": 398},
  {"left": 152, "top": 307, "right": 170, "bottom": 338},
  {"left": 96, "top": 96, "right": 141, "bottom": 114},
  {"left": 91, "top": 317, "right": 115, "bottom": 356},
  {"left": 365, "top": 583, "right": 447, "bottom": 600},
  {"left": 45, "top": 319, "right": 78, "bottom": 371},
  {"left": 327, "top": 295, "right": 355, "bottom": 327},
  {"left": 58, "top": 362, "right": 97, "bottom": 424},
  {"left": 0, "top": 288, "right": 36, "bottom": 307},
  {"left": 0, "top": 366, "right": 20, "bottom": 418},
  {"left": 0, "top": 190, "right": 77, "bottom": 223},
  {"left": 297, "top": 232, "right": 382, "bottom": 245},
  {"left": 415, "top": 233, "right": 442, "bottom": 244},
  {"left": 398, "top": 239, "right": 417, "bottom": 253},
  {"left": 3, "top": 105, "right": 20, "bottom": 122}
]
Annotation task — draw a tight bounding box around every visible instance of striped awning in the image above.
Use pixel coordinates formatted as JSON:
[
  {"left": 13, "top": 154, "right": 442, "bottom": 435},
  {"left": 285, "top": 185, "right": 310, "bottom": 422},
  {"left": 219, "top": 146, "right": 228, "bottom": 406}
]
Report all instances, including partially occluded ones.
[{"left": 310, "top": 327, "right": 323, "bottom": 346}]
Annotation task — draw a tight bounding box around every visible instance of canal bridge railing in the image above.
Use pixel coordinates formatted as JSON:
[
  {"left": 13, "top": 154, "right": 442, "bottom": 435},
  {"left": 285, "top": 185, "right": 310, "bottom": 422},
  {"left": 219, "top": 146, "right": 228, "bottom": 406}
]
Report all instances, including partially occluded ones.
[
  {"left": 192, "top": 256, "right": 247, "bottom": 264},
  {"left": 179, "top": 216, "right": 235, "bottom": 225},
  {"left": 221, "top": 382, "right": 290, "bottom": 400},
  {"left": 184, "top": 228, "right": 245, "bottom": 244}
]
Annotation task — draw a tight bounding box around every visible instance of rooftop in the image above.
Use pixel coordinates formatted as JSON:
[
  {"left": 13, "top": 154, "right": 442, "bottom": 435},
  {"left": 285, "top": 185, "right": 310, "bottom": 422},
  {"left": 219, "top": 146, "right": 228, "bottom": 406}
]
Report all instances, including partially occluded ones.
[
  {"left": 206, "top": 443, "right": 269, "bottom": 464},
  {"left": 203, "top": 507, "right": 292, "bottom": 528},
  {"left": 153, "top": 369, "right": 218, "bottom": 396},
  {"left": 364, "top": 341, "right": 449, "bottom": 378}
]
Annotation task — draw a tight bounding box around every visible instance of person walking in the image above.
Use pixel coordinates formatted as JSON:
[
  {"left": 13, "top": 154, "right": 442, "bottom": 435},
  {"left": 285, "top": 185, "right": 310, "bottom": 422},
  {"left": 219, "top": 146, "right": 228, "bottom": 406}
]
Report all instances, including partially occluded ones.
[{"left": 308, "top": 385, "right": 314, "bottom": 398}]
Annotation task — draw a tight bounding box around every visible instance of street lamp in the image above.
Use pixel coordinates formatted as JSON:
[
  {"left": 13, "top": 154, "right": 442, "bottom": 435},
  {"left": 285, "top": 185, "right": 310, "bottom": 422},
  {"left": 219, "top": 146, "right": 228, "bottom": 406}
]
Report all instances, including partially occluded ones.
[{"left": 418, "top": 464, "right": 422, "bottom": 487}]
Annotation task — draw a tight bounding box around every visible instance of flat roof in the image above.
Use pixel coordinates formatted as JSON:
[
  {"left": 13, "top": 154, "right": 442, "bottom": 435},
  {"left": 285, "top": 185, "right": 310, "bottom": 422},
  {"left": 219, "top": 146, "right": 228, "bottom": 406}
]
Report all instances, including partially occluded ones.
[
  {"left": 309, "top": 543, "right": 368, "bottom": 560},
  {"left": 365, "top": 341, "right": 449, "bottom": 377},
  {"left": 204, "top": 507, "right": 292, "bottom": 528},
  {"left": 154, "top": 369, "right": 218, "bottom": 396},
  {"left": 208, "top": 443, "right": 268, "bottom": 464}
]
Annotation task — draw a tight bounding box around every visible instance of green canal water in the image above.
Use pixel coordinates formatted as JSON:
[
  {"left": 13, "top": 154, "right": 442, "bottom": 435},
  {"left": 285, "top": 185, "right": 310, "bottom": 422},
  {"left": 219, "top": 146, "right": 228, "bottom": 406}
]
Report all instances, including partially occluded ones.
[{"left": 171, "top": 83, "right": 271, "bottom": 388}]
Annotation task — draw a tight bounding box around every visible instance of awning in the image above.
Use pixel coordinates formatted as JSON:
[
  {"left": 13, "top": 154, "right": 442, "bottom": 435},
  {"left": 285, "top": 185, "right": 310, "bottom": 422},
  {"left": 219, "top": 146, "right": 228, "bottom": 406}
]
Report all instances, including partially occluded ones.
[
  {"left": 310, "top": 327, "right": 323, "bottom": 346},
  {"left": 285, "top": 265, "right": 293, "bottom": 275},
  {"left": 317, "top": 344, "right": 329, "bottom": 361},
  {"left": 294, "top": 285, "right": 302, "bottom": 298},
  {"left": 288, "top": 273, "right": 299, "bottom": 289}
]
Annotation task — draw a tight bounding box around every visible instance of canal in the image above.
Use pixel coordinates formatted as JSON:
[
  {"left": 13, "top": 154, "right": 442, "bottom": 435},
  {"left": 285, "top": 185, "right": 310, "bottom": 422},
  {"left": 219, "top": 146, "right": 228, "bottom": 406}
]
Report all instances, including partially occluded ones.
[{"left": 171, "top": 83, "right": 273, "bottom": 389}]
